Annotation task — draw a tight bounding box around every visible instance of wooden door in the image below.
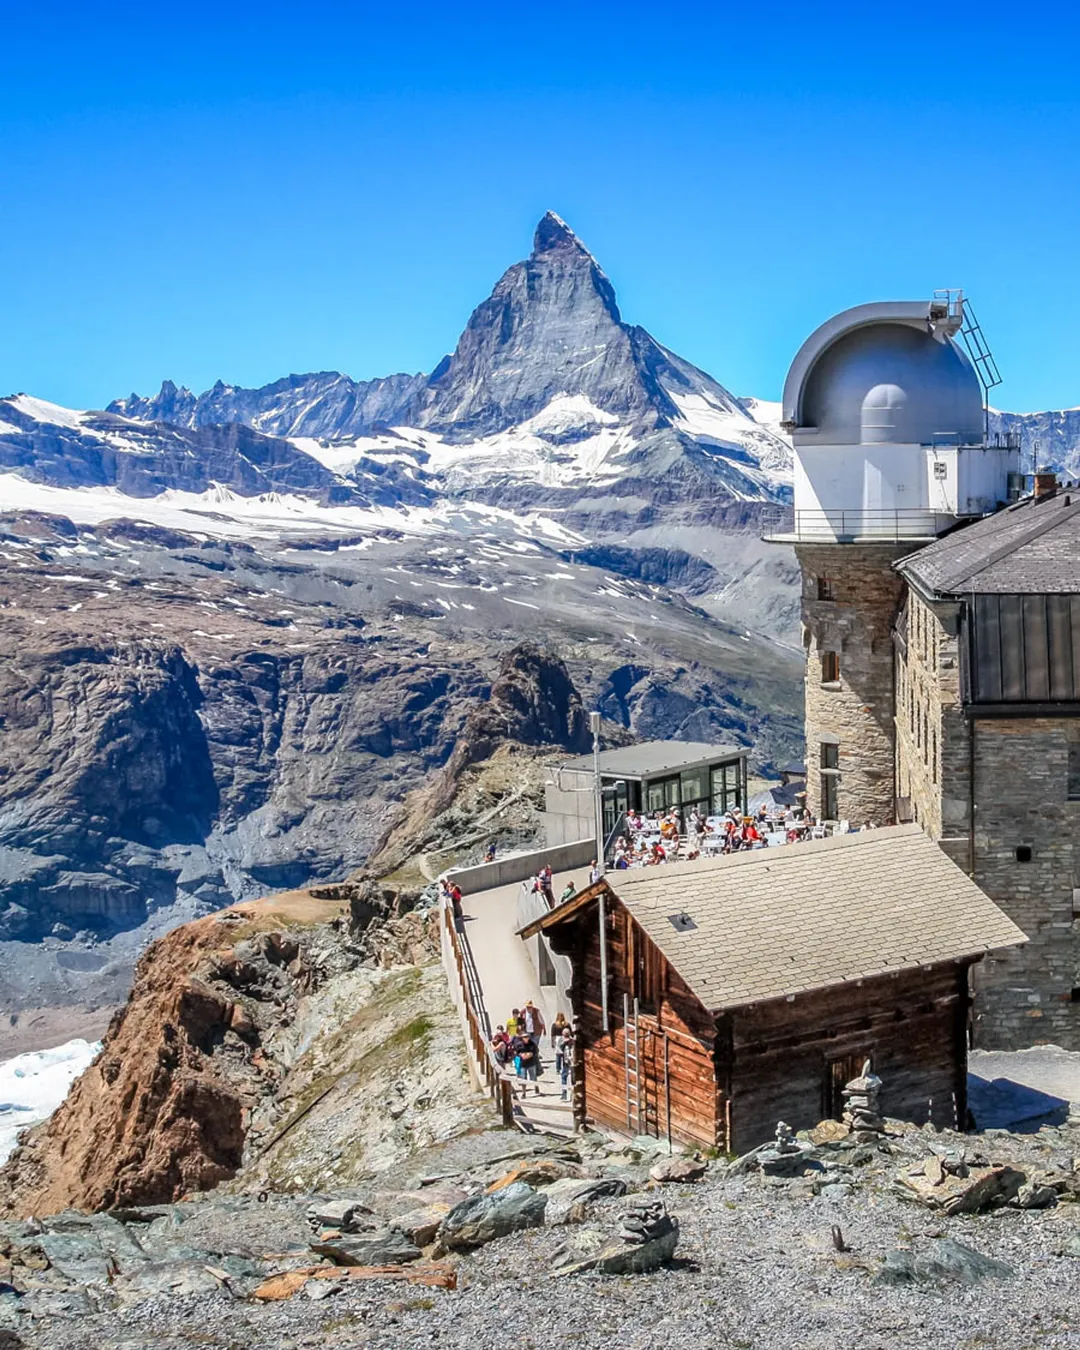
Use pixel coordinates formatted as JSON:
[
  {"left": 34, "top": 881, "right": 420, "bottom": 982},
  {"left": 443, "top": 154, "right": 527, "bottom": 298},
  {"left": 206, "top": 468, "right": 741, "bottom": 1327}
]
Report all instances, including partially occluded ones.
[{"left": 824, "top": 1051, "right": 867, "bottom": 1121}]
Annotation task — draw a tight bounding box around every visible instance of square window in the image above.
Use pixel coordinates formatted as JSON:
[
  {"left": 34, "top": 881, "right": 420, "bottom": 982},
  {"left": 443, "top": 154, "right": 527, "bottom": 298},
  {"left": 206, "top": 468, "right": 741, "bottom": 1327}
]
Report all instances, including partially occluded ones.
[
  {"left": 1015, "top": 845, "right": 1033, "bottom": 863},
  {"left": 817, "top": 576, "right": 835, "bottom": 601}
]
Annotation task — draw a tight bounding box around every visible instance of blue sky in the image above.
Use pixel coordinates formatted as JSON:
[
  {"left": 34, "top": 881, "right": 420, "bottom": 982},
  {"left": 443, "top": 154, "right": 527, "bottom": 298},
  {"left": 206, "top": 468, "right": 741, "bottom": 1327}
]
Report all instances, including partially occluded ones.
[{"left": 1, "top": 0, "right": 1077, "bottom": 412}]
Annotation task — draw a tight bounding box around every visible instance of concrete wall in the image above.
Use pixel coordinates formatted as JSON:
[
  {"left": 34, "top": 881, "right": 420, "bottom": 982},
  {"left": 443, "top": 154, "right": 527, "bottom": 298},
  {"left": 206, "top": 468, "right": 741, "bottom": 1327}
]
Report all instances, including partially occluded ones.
[
  {"left": 516, "top": 883, "right": 573, "bottom": 1024},
  {"left": 543, "top": 770, "right": 595, "bottom": 848},
  {"left": 444, "top": 838, "right": 595, "bottom": 896},
  {"left": 796, "top": 542, "right": 909, "bottom": 826}
]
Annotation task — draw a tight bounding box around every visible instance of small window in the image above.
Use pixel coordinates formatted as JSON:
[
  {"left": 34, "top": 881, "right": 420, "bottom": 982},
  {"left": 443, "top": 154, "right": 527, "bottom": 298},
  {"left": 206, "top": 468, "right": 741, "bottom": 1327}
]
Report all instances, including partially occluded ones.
[
  {"left": 1015, "top": 845, "right": 1033, "bottom": 864},
  {"left": 1068, "top": 745, "right": 1080, "bottom": 801},
  {"left": 817, "top": 576, "right": 835, "bottom": 601},
  {"left": 820, "top": 741, "right": 839, "bottom": 770},
  {"left": 821, "top": 772, "right": 838, "bottom": 820},
  {"left": 821, "top": 651, "right": 840, "bottom": 684}
]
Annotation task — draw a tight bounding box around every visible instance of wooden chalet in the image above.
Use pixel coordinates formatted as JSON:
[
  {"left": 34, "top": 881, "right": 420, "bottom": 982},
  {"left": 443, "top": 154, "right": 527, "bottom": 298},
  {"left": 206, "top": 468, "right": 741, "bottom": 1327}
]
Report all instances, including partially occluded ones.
[{"left": 519, "top": 825, "right": 1026, "bottom": 1152}]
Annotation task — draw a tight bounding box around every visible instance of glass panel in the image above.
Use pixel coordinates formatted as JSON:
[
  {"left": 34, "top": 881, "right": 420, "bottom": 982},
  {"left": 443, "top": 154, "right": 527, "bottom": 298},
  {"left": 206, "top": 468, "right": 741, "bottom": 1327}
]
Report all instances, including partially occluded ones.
[
  {"left": 663, "top": 777, "right": 681, "bottom": 808},
  {"left": 681, "top": 769, "right": 706, "bottom": 802},
  {"left": 711, "top": 768, "right": 725, "bottom": 814},
  {"left": 646, "top": 780, "right": 665, "bottom": 813}
]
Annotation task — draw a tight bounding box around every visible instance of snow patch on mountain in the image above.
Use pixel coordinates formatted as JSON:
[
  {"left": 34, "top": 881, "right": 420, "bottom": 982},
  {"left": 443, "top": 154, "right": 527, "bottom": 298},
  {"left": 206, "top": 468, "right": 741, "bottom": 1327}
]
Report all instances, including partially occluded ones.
[{"left": 0, "top": 1037, "right": 100, "bottom": 1164}]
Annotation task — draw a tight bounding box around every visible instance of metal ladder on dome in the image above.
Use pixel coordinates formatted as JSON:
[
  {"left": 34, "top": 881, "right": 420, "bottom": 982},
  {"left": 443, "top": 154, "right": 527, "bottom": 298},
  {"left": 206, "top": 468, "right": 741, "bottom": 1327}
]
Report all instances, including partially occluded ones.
[
  {"left": 934, "top": 288, "right": 1003, "bottom": 441},
  {"left": 623, "top": 993, "right": 641, "bottom": 1135}
]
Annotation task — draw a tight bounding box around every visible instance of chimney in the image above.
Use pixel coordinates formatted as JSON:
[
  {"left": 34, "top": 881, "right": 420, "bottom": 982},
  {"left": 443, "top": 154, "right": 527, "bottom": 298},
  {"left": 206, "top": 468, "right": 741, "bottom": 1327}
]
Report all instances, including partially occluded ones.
[{"left": 1034, "top": 467, "right": 1058, "bottom": 501}]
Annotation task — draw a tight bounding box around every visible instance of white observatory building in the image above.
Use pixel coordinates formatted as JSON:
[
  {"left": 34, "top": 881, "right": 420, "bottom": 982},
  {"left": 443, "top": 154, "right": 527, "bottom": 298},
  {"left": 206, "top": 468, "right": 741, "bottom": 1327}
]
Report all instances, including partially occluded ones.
[{"left": 769, "top": 294, "right": 1021, "bottom": 828}]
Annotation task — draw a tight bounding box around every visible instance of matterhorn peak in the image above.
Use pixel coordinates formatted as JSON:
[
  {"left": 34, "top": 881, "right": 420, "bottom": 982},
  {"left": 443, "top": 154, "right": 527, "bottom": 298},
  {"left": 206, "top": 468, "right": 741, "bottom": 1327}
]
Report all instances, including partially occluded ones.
[{"left": 532, "top": 210, "right": 589, "bottom": 257}]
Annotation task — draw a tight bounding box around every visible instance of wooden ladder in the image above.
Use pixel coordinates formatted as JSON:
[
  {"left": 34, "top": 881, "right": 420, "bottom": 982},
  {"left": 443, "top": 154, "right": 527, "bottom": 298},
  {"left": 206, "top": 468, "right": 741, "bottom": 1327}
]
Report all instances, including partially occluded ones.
[{"left": 623, "top": 992, "right": 641, "bottom": 1135}]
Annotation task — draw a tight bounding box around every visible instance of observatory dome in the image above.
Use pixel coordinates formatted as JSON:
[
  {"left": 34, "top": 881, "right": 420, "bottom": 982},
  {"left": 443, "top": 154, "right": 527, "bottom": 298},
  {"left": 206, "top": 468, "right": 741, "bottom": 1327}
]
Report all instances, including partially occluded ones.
[{"left": 797, "top": 321, "right": 983, "bottom": 447}]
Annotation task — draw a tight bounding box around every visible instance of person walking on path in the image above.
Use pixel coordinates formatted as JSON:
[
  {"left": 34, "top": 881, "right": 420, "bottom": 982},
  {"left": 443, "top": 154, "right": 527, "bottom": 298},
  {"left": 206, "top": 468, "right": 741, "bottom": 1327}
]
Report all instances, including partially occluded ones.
[
  {"left": 550, "top": 1011, "right": 569, "bottom": 1049},
  {"left": 522, "top": 999, "right": 545, "bottom": 1041},
  {"left": 557, "top": 1027, "right": 574, "bottom": 1101},
  {"left": 449, "top": 883, "right": 465, "bottom": 933},
  {"left": 517, "top": 1033, "right": 541, "bottom": 1095},
  {"left": 506, "top": 1008, "right": 520, "bottom": 1037}
]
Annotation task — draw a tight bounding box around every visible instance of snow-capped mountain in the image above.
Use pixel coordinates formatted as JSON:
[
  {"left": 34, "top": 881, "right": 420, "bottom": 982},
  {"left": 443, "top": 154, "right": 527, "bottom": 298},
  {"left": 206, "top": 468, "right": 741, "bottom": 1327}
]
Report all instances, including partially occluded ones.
[
  {"left": 98, "top": 212, "right": 794, "bottom": 510},
  {"left": 989, "top": 408, "right": 1080, "bottom": 481}
]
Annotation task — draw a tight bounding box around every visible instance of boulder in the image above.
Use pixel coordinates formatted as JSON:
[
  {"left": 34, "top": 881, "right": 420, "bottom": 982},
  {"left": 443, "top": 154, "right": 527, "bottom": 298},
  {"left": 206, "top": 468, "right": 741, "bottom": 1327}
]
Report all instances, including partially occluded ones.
[
  {"left": 877, "top": 1238, "right": 1015, "bottom": 1287},
  {"left": 310, "top": 1230, "right": 421, "bottom": 1267},
  {"left": 437, "top": 1182, "right": 548, "bottom": 1250},
  {"left": 553, "top": 1199, "right": 679, "bottom": 1276},
  {"left": 306, "top": 1200, "right": 374, "bottom": 1233},
  {"left": 391, "top": 1204, "right": 451, "bottom": 1247},
  {"left": 807, "top": 1120, "right": 852, "bottom": 1147},
  {"left": 486, "top": 1159, "right": 581, "bottom": 1192},
  {"left": 648, "top": 1157, "right": 707, "bottom": 1185},
  {"left": 1009, "top": 1181, "right": 1057, "bottom": 1210},
  {"left": 894, "top": 1162, "right": 1025, "bottom": 1215},
  {"left": 540, "top": 1178, "right": 627, "bottom": 1226}
]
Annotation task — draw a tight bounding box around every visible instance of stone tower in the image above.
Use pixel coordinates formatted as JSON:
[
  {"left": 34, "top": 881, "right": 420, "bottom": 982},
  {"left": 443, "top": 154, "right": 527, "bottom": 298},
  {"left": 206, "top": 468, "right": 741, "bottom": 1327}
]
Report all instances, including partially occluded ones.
[{"left": 768, "top": 297, "right": 1019, "bottom": 826}]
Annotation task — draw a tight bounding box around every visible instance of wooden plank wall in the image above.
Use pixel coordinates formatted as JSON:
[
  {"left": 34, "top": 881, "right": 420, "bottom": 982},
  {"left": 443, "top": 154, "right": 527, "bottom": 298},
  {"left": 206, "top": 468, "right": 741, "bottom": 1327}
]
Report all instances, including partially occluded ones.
[
  {"left": 728, "top": 963, "right": 970, "bottom": 1152},
  {"left": 548, "top": 904, "right": 722, "bottom": 1149}
]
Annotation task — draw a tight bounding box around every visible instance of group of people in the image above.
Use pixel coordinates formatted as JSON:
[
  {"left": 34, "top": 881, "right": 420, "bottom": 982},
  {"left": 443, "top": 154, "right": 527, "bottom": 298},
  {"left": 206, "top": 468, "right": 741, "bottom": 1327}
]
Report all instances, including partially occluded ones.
[
  {"left": 612, "top": 801, "right": 832, "bottom": 868},
  {"left": 490, "top": 1003, "right": 575, "bottom": 1101}
]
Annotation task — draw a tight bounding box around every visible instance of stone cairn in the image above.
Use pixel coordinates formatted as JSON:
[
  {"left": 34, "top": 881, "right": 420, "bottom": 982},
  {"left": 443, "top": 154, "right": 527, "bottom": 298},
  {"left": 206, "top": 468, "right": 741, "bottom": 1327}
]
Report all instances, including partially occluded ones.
[
  {"left": 842, "top": 1060, "right": 885, "bottom": 1139},
  {"left": 618, "top": 1198, "right": 674, "bottom": 1246},
  {"left": 758, "top": 1120, "right": 808, "bottom": 1177}
]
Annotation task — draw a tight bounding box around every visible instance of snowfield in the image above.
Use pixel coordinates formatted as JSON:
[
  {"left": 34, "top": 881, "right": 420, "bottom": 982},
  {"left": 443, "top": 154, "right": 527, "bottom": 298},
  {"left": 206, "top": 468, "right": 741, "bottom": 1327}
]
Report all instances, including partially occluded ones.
[{"left": 0, "top": 1037, "right": 100, "bottom": 1164}]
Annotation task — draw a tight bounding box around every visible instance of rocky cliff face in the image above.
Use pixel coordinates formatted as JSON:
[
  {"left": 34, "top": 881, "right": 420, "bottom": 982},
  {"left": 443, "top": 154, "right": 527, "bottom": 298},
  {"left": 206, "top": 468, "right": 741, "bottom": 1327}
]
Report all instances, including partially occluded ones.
[
  {"left": 990, "top": 408, "right": 1080, "bottom": 480},
  {"left": 0, "top": 886, "right": 479, "bottom": 1216}
]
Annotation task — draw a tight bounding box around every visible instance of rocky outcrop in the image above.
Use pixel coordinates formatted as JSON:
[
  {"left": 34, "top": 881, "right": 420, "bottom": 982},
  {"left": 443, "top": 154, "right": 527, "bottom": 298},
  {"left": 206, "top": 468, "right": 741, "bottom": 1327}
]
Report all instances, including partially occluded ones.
[{"left": 0, "top": 883, "right": 483, "bottom": 1216}]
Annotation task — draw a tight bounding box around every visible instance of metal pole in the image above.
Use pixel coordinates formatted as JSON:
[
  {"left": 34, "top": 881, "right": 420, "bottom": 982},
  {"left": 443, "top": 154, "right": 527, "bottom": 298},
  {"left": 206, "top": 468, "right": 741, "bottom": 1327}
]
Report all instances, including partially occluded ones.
[
  {"left": 623, "top": 992, "right": 631, "bottom": 1130},
  {"left": 599, "top": 892, "right": 609, "bottom": 1033},
  {"left": 590, "top": 710, "right": 604, "bottom": 876}
]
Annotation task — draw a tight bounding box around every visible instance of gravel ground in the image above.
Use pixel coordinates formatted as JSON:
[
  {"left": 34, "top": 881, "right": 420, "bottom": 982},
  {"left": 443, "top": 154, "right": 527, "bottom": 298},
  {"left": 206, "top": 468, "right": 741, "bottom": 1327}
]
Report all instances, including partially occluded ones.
[{"left": 16, "top": 1158, "right": 1080, "bottom": 1350}]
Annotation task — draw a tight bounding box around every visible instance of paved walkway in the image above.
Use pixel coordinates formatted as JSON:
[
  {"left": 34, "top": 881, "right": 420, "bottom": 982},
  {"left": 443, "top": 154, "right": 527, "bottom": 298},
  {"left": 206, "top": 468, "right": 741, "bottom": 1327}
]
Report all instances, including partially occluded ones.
[{"left": 460, "top": 869, "right": 581, "bottom": 1136}]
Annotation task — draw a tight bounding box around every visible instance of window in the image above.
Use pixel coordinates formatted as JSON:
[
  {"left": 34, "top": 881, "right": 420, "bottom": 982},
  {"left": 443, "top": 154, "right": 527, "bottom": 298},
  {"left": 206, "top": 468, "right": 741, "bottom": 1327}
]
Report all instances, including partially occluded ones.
[
  {"left": 630, "top": 924, "right": 664, "bottom": 1013},
  {"left": 817, "top": 576, "right": 835, "bottom": 601},
  {"left": 821, "top": 651, "right": 840, "bottom": 684},
  {"left": 821, "top": 771, "right": 838, "bottom": 820},
  {"left": 1069, "top": 745, "right": 1080, "bottom": 801},
  {"left": 820, "top": 741, "right": 839, "bottom": 770},
  {"left": 1015, "top": 845, "right": 1033, "bottom": 863}
]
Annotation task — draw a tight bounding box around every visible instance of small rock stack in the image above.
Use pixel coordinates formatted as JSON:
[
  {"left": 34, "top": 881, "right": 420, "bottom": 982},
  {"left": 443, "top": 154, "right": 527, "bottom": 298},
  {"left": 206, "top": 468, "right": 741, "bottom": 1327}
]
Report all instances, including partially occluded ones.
[
  {"left": 842, "top": 1061, "right": 885, "bottom": 1140},
  {"left": 618, "top": 1198, "right": 674, "bottom": 1247}
]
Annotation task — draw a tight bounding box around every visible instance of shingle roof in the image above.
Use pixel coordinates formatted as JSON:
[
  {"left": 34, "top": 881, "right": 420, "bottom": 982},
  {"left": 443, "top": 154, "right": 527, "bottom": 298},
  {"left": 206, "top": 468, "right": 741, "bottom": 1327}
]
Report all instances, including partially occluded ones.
[
  {"left": 558, "top": 739, "right": 745, "bottom": 779},
  {"left": 896, "top": 492, "right": 1080, "bottom": 595},
  {"left": 599, "top": 825, "right": 1026, "bottom": 1012}
]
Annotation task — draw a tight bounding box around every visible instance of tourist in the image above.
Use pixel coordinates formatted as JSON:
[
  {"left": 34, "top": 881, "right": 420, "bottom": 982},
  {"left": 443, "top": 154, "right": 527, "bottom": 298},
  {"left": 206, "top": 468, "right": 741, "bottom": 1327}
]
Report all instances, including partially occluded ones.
[
  {"left": 506, "top": 1008, "right": 521, "bottom": 1037},
  {"left": 539, "top": 865, "right": 554, "bottom": 904},
  {"left": 490, "top": 1025, "right": 510, "bottom": 1065},
  {"left": 484, "top": 840, "right": 497, "bottom": 863},
  {"left": 517, "top": 1033, "right": 541, "bottom": 1095},
  {"left": 550, "top": 1010, "right": 569, "bottom": 1048},
  {"left": 449, "top": 883, "right": 465, "bottom": 932},
  {"left": 560, "top": 879, "right": 577, "bottom": 902},
  {"left": 557, "top": 1026, "right": 574, "bottom": 1101},
  {"left": 522, "top": 999, "right": 546, "bottom": 1040},
  {"left": 589, "top": 859, "right": 602, "bottom": 885}
]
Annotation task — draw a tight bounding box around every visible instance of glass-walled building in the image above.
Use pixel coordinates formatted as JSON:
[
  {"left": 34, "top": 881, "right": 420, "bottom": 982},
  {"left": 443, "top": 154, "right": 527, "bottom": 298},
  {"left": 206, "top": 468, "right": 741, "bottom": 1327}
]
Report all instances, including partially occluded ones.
[{"left": 543, "top": 740, "right": 749, "bottom": 849}]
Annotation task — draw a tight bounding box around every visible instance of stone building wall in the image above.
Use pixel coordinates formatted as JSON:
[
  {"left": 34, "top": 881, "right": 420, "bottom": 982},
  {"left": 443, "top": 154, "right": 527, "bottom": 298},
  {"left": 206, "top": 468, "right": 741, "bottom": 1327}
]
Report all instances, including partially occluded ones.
[
  {"left": 896, "top": 586, "right": 1080, "bottom": 1048},
  {"left": 967, "top": 717, "right": 1080, "bottom": 1049},
  {"left": 795, "top": 543, "right": 909, "bottom": 826}
]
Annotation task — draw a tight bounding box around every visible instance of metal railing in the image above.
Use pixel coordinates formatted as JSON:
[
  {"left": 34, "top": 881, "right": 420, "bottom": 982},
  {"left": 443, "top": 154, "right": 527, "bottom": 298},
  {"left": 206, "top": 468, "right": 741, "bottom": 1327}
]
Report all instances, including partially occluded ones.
[
  {"left": 439, "top": 899, "right": 514, "bottom": 1127},
  {"left": 781, "top": 509, "right": 960, "bottom": 542}
]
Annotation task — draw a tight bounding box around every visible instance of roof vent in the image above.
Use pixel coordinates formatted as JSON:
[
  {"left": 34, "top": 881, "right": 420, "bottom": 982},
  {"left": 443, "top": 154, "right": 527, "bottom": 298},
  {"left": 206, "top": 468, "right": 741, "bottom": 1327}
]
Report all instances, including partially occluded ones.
[{"left": 667, "top": 912, "right": 698, "bottom": 933}]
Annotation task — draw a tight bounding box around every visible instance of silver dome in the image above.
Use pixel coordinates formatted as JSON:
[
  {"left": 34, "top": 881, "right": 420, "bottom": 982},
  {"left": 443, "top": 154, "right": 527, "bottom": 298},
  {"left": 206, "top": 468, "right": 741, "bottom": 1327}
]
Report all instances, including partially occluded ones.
[{"left": 783, "top": 301, "right": 985, "bottom": 447}]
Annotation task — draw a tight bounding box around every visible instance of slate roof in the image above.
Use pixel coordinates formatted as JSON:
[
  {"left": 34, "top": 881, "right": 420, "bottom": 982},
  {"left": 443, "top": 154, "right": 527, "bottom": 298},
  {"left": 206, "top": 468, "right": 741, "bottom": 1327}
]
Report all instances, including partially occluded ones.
[
  {"left": 587, "top": 825, "right": 1025, "bottom": 1012},
  {"left": 897, "top": 492, "right": 1080, "bottom": 595},
  {"left": 558, "top": 739, "right": 745, "bottom": 780}
]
